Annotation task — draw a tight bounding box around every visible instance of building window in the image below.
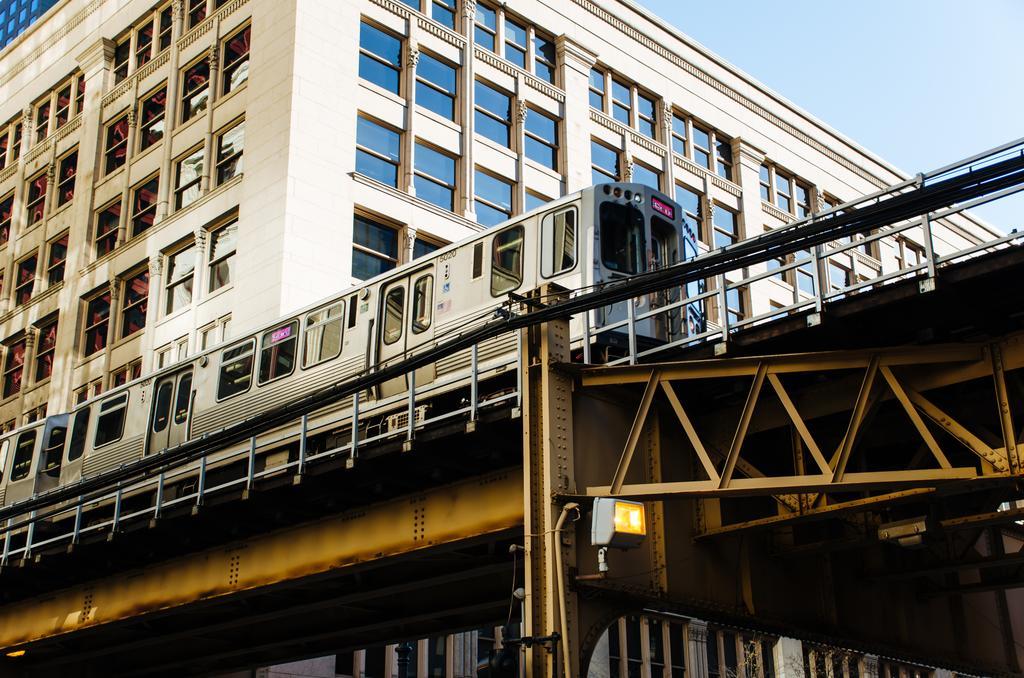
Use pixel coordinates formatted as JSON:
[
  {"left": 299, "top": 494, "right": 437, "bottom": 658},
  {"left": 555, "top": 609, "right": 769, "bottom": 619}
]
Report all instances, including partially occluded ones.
[
  {"left": 474, "top": 81, "right": 511, "bottom": 147},
  {"left": 35, "top": 319, "right": 57, "bottom": 382},
  {"left": 121, "top": 269, "right": 149, "bottom": 338},
  {"left": 795, "top": 182, "right": 811, "bottom": 218},
  {"left": 416, "top": 53, "right": 456, "bottom": 120},
  {"left": 692, "top": 123, "right": 711, "bottom": 169},
  {"left": 46, "top": 234, "right": 68, "bottom": 286},
  {"left": 715, "top": 137, "right": 733, "bottom": 181},
  {"left": 426, "top": 0, "right": 454, "bottom": 28},
  {"left": 611, "top": 78, "right": 630, "bottom": 126},
  {"left": 56, "top": 85, "right": 73, "bottom": 131},
  {"left": 637, "top": 93, "right": 657, "bottom": 139},
  {"left": 2, "top": 338, "right": 25, "bottom": 398},
  {"left": 187, "top": 0, "right": 206, "bottom": 29},
  {"left": 135, "top": 19, "right": 154, "bottom": 68},
  {"left": 95, "top": 202, "right": 121, "bottom": 257},
  {"left": 504, "top": 17, "right": 528, "bottom": 68},
  {"left": 671, "top": 112, "right": 688, "bottom": 156},
  {"left": 139, "top": 86, "right": 167, "bottom": 151},
  {"left": 83, "top": 290, "right": 111, "bottom": 356},
  {"left": 175, "top": 146, "right": 204, "bottom": 209},
  {"left": 413, "top": 237, "right": 441, "bottom": 259},
  {"left": 589, "top": 68, "right": 605, "bottom": 111},
  {"left": 774, "top": 170, "right": 792, "bottom": 213},
  {"left": 113, "top": 37, "right": 130, "bottom": 83},
  {"left": 474, "top": 3, "right": 497, "bottom": 51},
  {"left": 355, "top": 116, "right": 400, "bottom": 187},
  {"left": 215, "top": 121, "right": 245, "bottom": 185},
  {"left": 57, "top": 150, "right": 77, "bottom": 206},
  {"left": 75, "top": 75, "right": 86, "bottom": 115},
  {"left": 105, "top": 114, "right": 129, "bottom": 174},
  {"left": 759, "top": 164, "right": 771, "bottom": 202},
  {"left": 14, "top": 256, "right": 35, "bottom": 305},
  {"left": 9, "top": 121, "right": 21, "bottom": 164},
  {"left": 208, "top": 219, "right": 238, "bottom": 292},
  {"left": 591, "top": 140, "right": 619, "bottom": 185},
  {"left": 632, "top": 161, "right": 660, "bottom": 190},
  {"left": 726, "top": 288, "right": 744, "bottom": 325},
  {"left": 181, "top": 58, "right": 211, "bottom": 123},
  {"left": 352, "top": 214, "right": 399, "bottom": 280},
  {"left": 534, "top": 34, "right": 556, "bottom": 83},
  {"left": 222, "top": 24, "right": 251, "bottom": 94},
  {"left": 712, "top": 206, "right": 738, "bottom": 249},
  {"left": 474, "top": 169, "right": 512, "bottom": 227},
  {"left": 199, "top": 314, "right": 232, "bottom": 350},
  {"left": 0, "top": 194, "right": 10, "bottom": 244},
  {"left": 111, "top": 359, "right": 142, "bottom": 387},
  {"left": 165, "top": 245, "right": 196, "bottom": 315},
  {"left": 525, "top": 191, "right": 551, "bottom": 212},
  {"left": 0, "top": 130, "right": 7, "bottom": 170},
  {"left": 131, "top": 176, "right": 159, "bottom": 237},
  {"left": 34, "top": 98, "right": 50, "bottom": 143},
  {"left": 359, "top": 21, "right": 401, "bottom": 94},
  {"left": 26, "top": 171, "right": 47, "bottom": 225},
  {"left": 414, "top": 143, "right": 456, "bottom": 211},
  {"left": 524, "top": 108, "right": 558, "bottom": 170}
]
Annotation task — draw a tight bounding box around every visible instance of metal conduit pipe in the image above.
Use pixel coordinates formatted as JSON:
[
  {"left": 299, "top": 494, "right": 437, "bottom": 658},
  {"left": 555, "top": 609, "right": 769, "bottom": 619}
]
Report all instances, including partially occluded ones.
[{"left": 553, "top": 502, "right": 580, "bottom": 678}]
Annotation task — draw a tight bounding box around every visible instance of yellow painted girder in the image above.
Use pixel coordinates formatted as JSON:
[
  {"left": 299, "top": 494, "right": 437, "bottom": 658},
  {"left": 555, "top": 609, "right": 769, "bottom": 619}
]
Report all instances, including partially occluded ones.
[{"left": 0, "top": 469, "right": 524, "bottom": 651}]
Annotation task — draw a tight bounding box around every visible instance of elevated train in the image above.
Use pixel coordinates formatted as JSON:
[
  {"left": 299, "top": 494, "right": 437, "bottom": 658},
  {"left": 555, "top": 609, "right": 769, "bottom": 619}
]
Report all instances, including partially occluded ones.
[{"left": 0, "top": 183, "right": 701, "bottom": 519}]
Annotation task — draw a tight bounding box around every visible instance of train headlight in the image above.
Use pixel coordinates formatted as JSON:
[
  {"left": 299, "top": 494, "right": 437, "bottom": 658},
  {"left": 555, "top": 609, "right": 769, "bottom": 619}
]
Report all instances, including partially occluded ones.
[{"left": 591, "top": 497, "right": 646, "bottom": 549}]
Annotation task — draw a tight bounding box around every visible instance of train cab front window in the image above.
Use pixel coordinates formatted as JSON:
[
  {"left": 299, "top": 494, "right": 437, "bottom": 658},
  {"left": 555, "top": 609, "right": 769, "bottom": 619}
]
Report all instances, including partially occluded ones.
[
  {"left": 95, "top": 394, "right": 129, "bottom": 447},
  {"left": 650, "top": 216, "right": 679, "bottom": 270},
  {"left": 0, "top": 439, "right": 8, "bottom": 483},
  {"left": 218, "top": 341, "right": 255, "bottom": 400},
  {"left": 490, "top": 225, "right": 524, "bottom": 296},
  {"left": 303, "top": 303, "right": 344, "bottom": 368},
  {"left": 600, "top": 202, "right": 646, "bottom": 275},
  {"left": 259, "top": 321, "right": 298, "bottom": 384},
  {"left": 10, "top": 431, "right": 35, "bottom": 481},
  {"left": 541, "top": 208, "right": 577, "bottom": 277}
]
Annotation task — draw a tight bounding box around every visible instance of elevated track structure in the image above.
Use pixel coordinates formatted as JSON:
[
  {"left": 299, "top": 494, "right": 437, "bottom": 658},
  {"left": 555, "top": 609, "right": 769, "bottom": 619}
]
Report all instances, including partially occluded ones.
[{"left": 0, "top": 140, "right": 1022, "bottom": 676}]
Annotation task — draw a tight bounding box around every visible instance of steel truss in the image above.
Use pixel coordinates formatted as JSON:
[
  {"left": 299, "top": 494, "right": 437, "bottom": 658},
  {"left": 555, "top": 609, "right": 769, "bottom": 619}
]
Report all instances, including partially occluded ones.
[{"left": 581, "top": 333, "right": 1024, "bottom": 536}]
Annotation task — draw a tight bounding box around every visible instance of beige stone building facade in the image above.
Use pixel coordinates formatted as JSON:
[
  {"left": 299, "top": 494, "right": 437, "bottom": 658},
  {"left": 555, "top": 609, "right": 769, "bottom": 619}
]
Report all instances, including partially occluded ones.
[
  {"left": 0, "top": 0, "right": 995, "bottom": 429},
  {"left": 0, "top": 0, "right": 1004, "bottom": 676}
]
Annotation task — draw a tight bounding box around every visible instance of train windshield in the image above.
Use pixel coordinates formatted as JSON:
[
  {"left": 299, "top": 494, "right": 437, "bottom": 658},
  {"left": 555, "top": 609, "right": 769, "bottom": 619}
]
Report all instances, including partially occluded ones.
[{"left": 600, "top": 202, "right": 646, "bottom": 274}]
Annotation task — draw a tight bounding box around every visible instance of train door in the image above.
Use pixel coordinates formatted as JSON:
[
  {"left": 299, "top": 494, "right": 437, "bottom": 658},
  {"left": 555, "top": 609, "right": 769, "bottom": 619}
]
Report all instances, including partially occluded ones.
[
  {"left": 377, "top": 266, "right": 436, "bottom": 399},
  {"left": 34, "top": 414, "right": 68, "bottom": 494},
  {"left": 4, "top": 426, "right": 42, "bottom": 504},
  {"left": 650, "top": 214, "right": 681, "bottom": 341},
  {"left": 148, "top": 368, "right": 194, "bottom": 454}
]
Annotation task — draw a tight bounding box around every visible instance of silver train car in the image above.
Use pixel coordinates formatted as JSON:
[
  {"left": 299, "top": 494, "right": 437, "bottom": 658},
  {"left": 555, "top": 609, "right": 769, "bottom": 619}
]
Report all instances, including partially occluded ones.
[{"left": 0, "top": 183, "right": 698, "bottom": 515}]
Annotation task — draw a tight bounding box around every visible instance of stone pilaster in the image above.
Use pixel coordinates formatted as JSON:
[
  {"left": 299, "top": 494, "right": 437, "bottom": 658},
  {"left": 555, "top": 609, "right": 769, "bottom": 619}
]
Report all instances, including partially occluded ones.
[{"left": 556, "top": 34, "right": 597, "bottom": 193}]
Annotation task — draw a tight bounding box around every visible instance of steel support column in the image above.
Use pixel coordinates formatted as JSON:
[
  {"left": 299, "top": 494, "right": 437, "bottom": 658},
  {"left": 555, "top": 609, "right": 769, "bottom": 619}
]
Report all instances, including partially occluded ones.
[{"left": 521, "top": 287, "right": 578, "bottom": 677}]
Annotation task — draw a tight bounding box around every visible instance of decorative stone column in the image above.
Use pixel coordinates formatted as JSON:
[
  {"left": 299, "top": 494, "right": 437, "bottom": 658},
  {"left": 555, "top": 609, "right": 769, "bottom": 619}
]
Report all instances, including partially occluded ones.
[
  {"left": 139, "top": 257, "right": 163, "bottom": 375},
  {"left": 555, "top": 35, "right": 597, "bottom": 193},
  {"left": 685, "top": 619, "right": 710, "bottom": 678},
  {"left": 404, "top": 38, "right": 420, "bottom": 196},
  {"left": 459, "top": 0, "right": 477, "bottom": 219},
  {"left": 661, "top": 100, "right": 675, "bottom": 194},
  {"left": 156, "top": 0, "right": 185, "bottom": 221},
  {"left": 514, "top": 91, "right": 527, "bottom": 211}
]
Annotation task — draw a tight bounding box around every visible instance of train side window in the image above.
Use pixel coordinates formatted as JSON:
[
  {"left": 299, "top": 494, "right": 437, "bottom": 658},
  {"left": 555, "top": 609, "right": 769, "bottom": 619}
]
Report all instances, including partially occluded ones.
[
  {"left": 472, "top": 242, "right": 483, "bottom": 279},
  {"left": 10, "top": 431, "right": 36, "bottom": 481},
  {"left": 0, "top": 439, "right": 9, "bottom": 483},
  {"left": 490, "top": 225, "right": 524, "bottom": 296},
  {"left": 42, "top": 424, "right": 66, "bottom": 475},
  {"left": 541, "top": 208, "right": 577, "bottom": 277},
  {"left": 303, "top": 302, "right": 344, "bottom": 368},
  {"left": 95, "top": 394, "right": 129, "bottom": 447},
  {"left": 217, "top": 340, "right": 255, "bottom": 400},
  {"left": 174, "top": 372, "right": 193, "bottom": 424},
  {"left": 68, "top": 409, "right": 90, "bottom": 462},
  {"left": 153, "top": 381, "right": 173, "bottom": 433},
  {"left": 347, "top": 295, "right": 358, "bottom": 329},
  {"left": 258, "top": 320, "right": 299, "bottom": 384},
  {"left": 412, "top": 275, "right": 433, "bottom": 334},
  {"left": 382, "top": 287, "right": 404, "bottom": 345}
]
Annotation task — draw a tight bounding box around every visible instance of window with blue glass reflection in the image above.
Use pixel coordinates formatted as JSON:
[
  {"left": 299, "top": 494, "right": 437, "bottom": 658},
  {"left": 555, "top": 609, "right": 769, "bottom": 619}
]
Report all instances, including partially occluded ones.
[
  {"left": 591, "top": 140, "right": 619, "bottom": 185},
  {"left": 474, "top": 81, "right": 511, "bottom": 147},
  {"left": 504, "top": 18, "right": 528, "bottom": 68},
  {"left": 524, "top": 108, "right": 558, "bottom": 170},
  {"left": 359, "top": 22, "right": 401, "bottom": 94},
  {"left": 416, "top": 53, "right": 456, "bottom": 120},
  {"left": 534, "top": 35, "right": 556, "bottom": 83},
  {"left": 414, "top": 237, "right": 441, "bottom": 259},
  {"left": 352, "top": 214, "right": 398, "bottom": 280},
  {"left": 632, "top": 162, "right": 660, "bottom": 190},
  {"left": 525, "top": 192, "right": 551, "bottom": 212},
  {"left": 637, "top": 93, "right": 656, "bottom": 138},
  {"left": 431, "top": 0, "right": 455, "bottom": 29},
  {"left": 712, "top": 205, "right": 738, "bottom": 249},
  {"left": 474, "top": 169, "right": 512, "bottom": 227},
  {"left": 611, "top": 79, "right": 631, "bottom": 125},
  {"left": 414, "top": 143, "right": 456, "bottom": 211},
  {"left": 355, "top": 116, "right": 400, "bottom": 187},
  {"left": 474, "top": 3, "right": 497, "bottom": 51}
]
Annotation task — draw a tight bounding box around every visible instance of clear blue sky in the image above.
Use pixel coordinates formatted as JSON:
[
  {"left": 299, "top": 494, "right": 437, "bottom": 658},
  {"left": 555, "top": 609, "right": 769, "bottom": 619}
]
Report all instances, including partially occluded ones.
[{"left": 635, "top": 0, "right": 1024, "bottom": 231}]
